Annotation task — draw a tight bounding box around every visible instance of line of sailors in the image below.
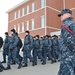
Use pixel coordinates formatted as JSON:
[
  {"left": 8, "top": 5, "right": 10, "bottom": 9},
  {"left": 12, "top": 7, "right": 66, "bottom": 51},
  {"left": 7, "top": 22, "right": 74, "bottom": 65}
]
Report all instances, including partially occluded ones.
[{"left": 0, "top": 29, "right": 61, "bottom": 71}]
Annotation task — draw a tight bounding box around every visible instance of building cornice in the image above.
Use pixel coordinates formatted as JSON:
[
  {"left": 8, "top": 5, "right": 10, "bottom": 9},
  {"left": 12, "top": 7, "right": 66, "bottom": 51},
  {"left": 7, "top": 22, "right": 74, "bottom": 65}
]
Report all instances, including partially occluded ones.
[{"left": 6, "top": 0, "right": 30, "bottom": 13}]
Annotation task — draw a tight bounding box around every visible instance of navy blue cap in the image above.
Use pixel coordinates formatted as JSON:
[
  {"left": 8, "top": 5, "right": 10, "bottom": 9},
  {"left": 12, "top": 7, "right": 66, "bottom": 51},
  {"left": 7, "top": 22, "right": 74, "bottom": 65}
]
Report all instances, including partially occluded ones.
[
  {"left": 11, "top": 29, "right": 16, "bottom": 33},
  {"left": 5, "top": 32, "right": 8, "bottom": 35},
  {"left": 58, "top": 9, "right": 72, "bottom": 17},
  {"left": 25, "top": 30, "right": 30, "bottom": 34}
]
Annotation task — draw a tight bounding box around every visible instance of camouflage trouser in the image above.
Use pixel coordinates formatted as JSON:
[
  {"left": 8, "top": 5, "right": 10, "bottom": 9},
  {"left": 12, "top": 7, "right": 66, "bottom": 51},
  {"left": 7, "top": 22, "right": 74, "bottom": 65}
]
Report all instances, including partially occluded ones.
[
  {"left": 33, "top": 48, "right": 37, "bottom": 63},
  {"left": 23, "top": 50, "right": 33, "bottom": 64},
  {"left": 3, "top": 49, "right": 8, "bottom": 61},
  {"left": 37, "top": 50, "right": 46, "bottom": 63},
  {"left": 58, "top": 60, "right": 74, "bottom": 75},
  {"left": 52, "top": 46, "right": 58, "bottom": 60},
  {"left": 7, "top": 47, "right": 20, "bottom": 66}
]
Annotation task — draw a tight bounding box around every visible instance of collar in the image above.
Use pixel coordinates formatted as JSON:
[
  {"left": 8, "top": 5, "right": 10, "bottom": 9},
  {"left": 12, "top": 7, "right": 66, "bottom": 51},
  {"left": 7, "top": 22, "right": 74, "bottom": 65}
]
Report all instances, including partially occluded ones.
[{"left": 62, "top": 17, "right": 73, "bottom": 26}]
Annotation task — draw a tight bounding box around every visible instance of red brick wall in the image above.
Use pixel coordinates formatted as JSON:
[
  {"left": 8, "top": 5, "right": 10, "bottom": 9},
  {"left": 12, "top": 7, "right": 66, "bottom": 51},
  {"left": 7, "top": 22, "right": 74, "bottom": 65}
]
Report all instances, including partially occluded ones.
[
  {"left": 8, "top": 0, "right": 75, "bottom": 39},
  {"left": 8, "top": 0, "right": 45, "bottom": 39}
]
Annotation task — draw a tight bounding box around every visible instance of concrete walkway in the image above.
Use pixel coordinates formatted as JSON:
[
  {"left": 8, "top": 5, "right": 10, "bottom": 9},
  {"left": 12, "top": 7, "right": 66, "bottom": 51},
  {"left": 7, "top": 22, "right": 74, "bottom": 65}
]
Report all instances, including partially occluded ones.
[{"left": 0, "top": 52, "right": 60, "bottom": 75}]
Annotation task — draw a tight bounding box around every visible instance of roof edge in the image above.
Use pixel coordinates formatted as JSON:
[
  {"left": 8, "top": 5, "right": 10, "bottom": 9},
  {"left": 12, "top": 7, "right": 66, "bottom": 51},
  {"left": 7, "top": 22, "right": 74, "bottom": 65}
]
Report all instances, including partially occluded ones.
[{"left": 6, "top": 0, "right": 29, "bottom": 13}]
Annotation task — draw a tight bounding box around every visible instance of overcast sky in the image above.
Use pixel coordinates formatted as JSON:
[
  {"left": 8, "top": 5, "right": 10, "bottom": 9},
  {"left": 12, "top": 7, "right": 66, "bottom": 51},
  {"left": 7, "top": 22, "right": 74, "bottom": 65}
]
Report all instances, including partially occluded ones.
[{"left": 0, "top": 0, "right": 24, "bottom": 39}]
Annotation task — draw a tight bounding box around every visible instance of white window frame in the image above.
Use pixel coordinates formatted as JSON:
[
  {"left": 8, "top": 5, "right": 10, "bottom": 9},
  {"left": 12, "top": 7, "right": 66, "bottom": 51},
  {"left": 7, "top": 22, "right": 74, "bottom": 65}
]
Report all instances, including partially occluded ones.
[
  {"left": 41, "top": 16, "right": 45, "bottom": 28},
  {"left": 18, "top": 24, "right": 20, "bottom": 33},
  {"left": 14, "top": 25, "right": 16, "bottom": 30},
  {"left": 22, "top": 22, "right": 24, "bottom": 32},
  {"left": 26, "top": 21, "right": 29, "bottom": 30},
  {"left": 32, "top": 3, "right": 35, "bottom": 12},
  {"left": 22, "top": 8, "right": 25, "bottom": 16},
  {"left": 41, "top": 0, "right": 45, "bottom": 8},
  {"left": 18, "top": 10, "right": 20, "bottom": 18},
  {"left": 31, "top": 19, "right": 34, "bottom": 30},
  {"left": 26, "top": 5, "right": 29, "bottom": 14},
  {"left": 14, "top": 12, "right": 16, "bottom": 19}
]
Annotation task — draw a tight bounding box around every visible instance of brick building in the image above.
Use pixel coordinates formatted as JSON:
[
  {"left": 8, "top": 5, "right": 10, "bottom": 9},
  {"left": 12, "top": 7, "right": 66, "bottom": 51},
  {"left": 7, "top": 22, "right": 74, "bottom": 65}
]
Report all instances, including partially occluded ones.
[{"left": 7, "top": 0, "right": 75, "bottom": 39}]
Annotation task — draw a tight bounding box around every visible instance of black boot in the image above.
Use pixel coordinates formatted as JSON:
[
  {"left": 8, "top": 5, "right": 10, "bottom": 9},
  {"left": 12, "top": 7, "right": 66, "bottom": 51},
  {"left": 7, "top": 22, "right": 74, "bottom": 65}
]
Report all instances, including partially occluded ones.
[
  {"left": 51, "top": 61, "right": 54, "bottom": 64},
  {"left": 22, "top": 64, "right": 28, "bottom": 67},
  {"left": 0, "top": 65, "right": 5, "bottom": 72},
  {"left": 35, "top": 62, "right": 37, "bottom": 65},
  {"left": 41, "top": 62, "right": 46, "bottom": 65},
  {"left": 5, "top": 65, "right": 11, "bottom": 70},
  {"left": 51, "top": 60, "right": 56, "bottom": 64},
  {"left": 18, "top": 63, "right": 22, "bottom": 69},
  {"left": 32, "top": 62, "right": 35, "bottom": 66},
  {"left": 0, "top": 67, "right": 3, "bottom": 72},
  {"left": 11, "top": 61, "right": 16, "bottom": 65},
  {"left": 2, "top": 61, "right": 6, "bottom": 63},
  {"left": 1, "top": 65, "right": 6, "bottom": 70}
]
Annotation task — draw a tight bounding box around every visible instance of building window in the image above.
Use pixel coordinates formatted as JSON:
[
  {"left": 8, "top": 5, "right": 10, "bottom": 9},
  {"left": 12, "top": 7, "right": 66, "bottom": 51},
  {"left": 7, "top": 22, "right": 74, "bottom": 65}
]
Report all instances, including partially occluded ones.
[
  {"left": 14, "top": 25, "right": 16, "bottom": 30},
  {"left": 32, "top": 3, "right": 35, "bottom": 12},
  {"left": 31, "top": 19, "right": 34, "bottom": 30},
  {"left": 18, "top": 24, "right": 20, "bottom": 33},
  {"left": 22, "top": 22, "right": 24, "bottom": 32},
  {"left": 41, "top": 0, "right": 45, "bottom": 8},
  {"left": 22, "top": 8, "right": 24, "bottom": 16},
  {"left": 41, "top": 16, "right": 45, "bottom": 28},
  {"left": 26, "top": 5, "right": 29, "bottom": 14},
  {"left": 26, "top": 21, "right": 29, "bottom": 30},
  {"left": 18, "top": 10, "right": 20, "bottom": 18},
  {"left": 14, "top": 12, "right": 16, "bottom": 19}
]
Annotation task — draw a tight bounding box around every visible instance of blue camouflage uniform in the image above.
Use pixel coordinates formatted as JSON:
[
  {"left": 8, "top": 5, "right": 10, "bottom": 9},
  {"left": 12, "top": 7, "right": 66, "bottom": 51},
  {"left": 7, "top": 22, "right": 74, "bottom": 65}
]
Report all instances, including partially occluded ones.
[
  {"left": 7, "top": 33, "right": 20, "bottom": 66},
  {"left": 58, "top": 37, "right": 62, "bottom": 61},
  {"left": 23, "top": 34, "right": 33, "bottom": 65},
  {"left": 52, "top": 37, "right": 59, "bottom": 62},
  {"left": 41, "top": 39, "right": 46, "bottom": 63},
  {"left": 48, "top": 37, "right": 54, "bottom": 61},
  {"left": 40, "top": 39, "right": 46, "bottom": 64},
  {"left": 58, "top": 17, "right": 75, "bottom": 75},
  {"left": 33, "top": 39, "right": 37, "bottom": 65},
  {"left": 43, "top": 38, "right": 49, "bottom": 60},
  {"left": 33, "top": 38, "right": 46, "bottom": 65},
  {"left": 3, "top": 36, "right": 9, "bottom": 62}
]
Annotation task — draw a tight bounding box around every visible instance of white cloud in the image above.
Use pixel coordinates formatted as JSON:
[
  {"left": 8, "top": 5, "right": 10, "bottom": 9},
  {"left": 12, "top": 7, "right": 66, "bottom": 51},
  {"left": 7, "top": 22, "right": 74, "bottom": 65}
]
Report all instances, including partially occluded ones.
[{"left": 0, "top": 0, "right": 24, "bottom": 39}]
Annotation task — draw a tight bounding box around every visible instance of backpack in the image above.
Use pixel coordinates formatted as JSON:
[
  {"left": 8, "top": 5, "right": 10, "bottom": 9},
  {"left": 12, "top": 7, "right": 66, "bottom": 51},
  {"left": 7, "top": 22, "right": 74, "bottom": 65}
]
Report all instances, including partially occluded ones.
[
  {"left": 34, "top": 40, "right": 40, "bottom": 49},
  {"left": 0, "top": 37, "right": 3, "bottom": 48},
  {"left": 17, "top": 37, "right": 23, "bottom": 48}
]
